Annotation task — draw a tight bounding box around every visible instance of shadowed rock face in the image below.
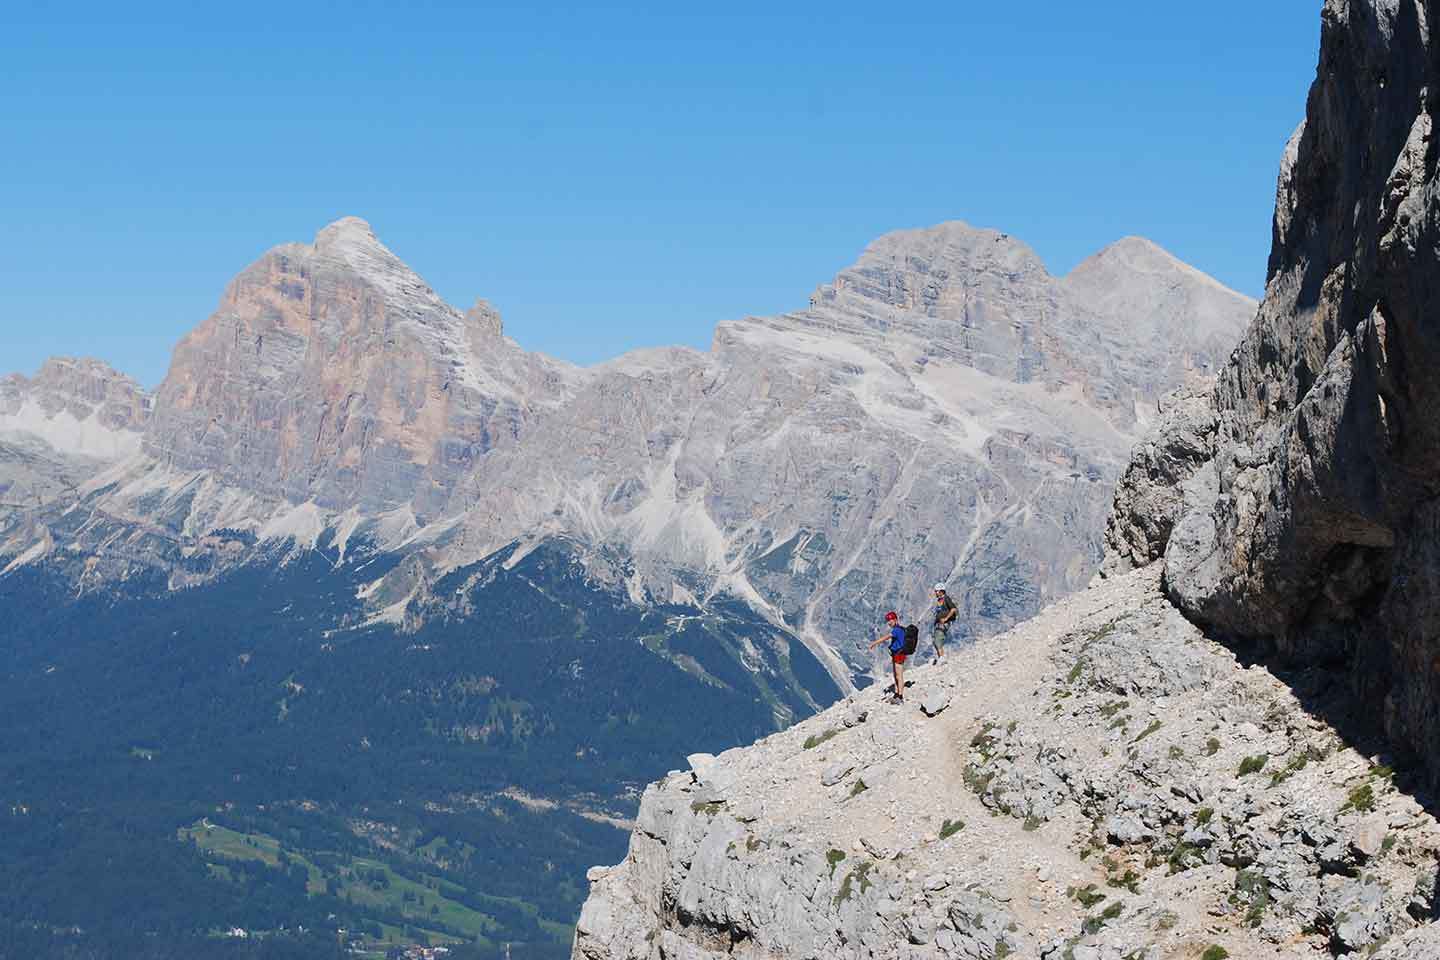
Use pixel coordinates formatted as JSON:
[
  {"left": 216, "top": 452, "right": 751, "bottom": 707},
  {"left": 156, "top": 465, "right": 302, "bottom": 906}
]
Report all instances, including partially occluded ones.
[{"left": 1106, "top": 0, "right": 1440, "bottom": 783}]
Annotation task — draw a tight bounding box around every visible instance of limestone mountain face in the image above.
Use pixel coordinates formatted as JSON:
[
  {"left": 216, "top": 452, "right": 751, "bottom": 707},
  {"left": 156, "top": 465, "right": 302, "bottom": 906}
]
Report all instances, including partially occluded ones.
[
  {"left": 1106, "top": 0, "right": 1440, "bottom": 788},
  {"left": 0, "top": 357, "right": 151, "bottom": 520},
  {"left": 440, "top": 223, "right": 1254, "bottom": 680},
  {"left": 0, "top": 218, "right": 1252, "bottom": 683},
  {"left": 573, "top": 568, "right": 1440, "bottom": 960},
  {"left": 143, "top": 216, "right": 578, "bottom": 519}
]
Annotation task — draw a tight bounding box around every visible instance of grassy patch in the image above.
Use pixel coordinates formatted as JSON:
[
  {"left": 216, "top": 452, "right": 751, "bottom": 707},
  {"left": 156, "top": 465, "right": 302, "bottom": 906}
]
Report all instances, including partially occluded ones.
[
  {"left": 825, "top": 848, "right": 846, "bottom": 878},
  {"left": 1067, "top": 883, "right": 1107, "bottom": 909},
  {"left": 690, "top": 801, "right": 725, "bottom": 815},
  {"left": 939, "top": 818, "right": 965, "bottom": 840},
  {"left": 1099, "top": 699, "right": 1129, "bottom": 719},
  {"left": 1203, "top": 737, "right": 1221, "bottom": 756},
  {"left": 1081, "top": 901, "right": 1123, "bottom": 936},
  {"left": 178, "top": 821, "right": 512, "bottom": 946},
  {"left": 1200, "top": 947, "right": 1229, "bottom": 960},
  {"left": 962, "top": 764, "right": 995, "bottom": 796},
  {"left": 1237, "top": 754, "right": 1268, "bottom": 777},
  {"left": 1133, "top": 720, "right": 1163, "bottom": 743},
  {"left": 1168, "top": 745, "right": 1185, "bottom": 760},
  {"left": 1270, "top": 753, "right": 1308, "bottom": 786},
  {"left": 1230, "top": 868, "right": 1271, "bottom": 927},
  {"left": 847, "top": 778, "right": 868, "bottom": 799},
  {"left": 833, "top": 860, "right": 875, "bottom": 906},
  {"left": 1342, "top": 783, "right": 1376, "bottom": 814},
  {"left": 1106, "top": 868, "right": 1140, "bottom": 894},
  {"left": 1022, "top": 815, "right": 1043, "bottom": 832},
  {"left": 971, "top": 722, "right": 1001, "bottom": 759},
  {"left": 1194, "top": 806, "right": 1215, "bottom": 826},
  {"left": 1166, "top": 841, "right": 1201, "bottom": 875},
  {"left": 803, "top": 728, "right": 839, "bottom": 750}
]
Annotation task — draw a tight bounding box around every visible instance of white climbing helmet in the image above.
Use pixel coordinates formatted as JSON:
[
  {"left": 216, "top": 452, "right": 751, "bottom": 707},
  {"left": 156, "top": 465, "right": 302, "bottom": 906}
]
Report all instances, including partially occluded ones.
[{"left": 933, "top": 582, "right": 947, "bottom": 592}]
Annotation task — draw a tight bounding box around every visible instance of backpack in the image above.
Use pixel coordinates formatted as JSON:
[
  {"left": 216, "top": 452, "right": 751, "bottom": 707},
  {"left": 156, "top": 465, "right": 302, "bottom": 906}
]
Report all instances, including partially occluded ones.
[{"left": 902, "top": 624, "right": 919, "bottom": 655}]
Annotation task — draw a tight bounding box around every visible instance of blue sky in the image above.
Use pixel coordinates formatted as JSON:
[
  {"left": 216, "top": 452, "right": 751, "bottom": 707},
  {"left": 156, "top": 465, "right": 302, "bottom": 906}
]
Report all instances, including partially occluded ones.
[{"left": 3, "top": 1, "right": 1322, "bottom": 387}]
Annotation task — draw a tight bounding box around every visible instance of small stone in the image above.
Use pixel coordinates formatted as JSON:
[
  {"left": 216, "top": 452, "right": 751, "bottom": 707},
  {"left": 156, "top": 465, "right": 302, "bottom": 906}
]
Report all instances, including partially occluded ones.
[{"left": 921, "top": 691, "right": 951, "bottom": 717}]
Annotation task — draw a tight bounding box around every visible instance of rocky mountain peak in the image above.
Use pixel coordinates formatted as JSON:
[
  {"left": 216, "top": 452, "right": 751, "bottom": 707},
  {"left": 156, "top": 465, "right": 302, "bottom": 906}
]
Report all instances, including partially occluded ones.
[
  {"left": 141, "top": 219, "right": 564, "bottom": 517},
  {"left": 313, "top": 214, "right": 380, "bottom": 251},
  {"left": 464, "top": 298, "right": 505, "bottom": 339},
  {"left": 0, "top": 356, "right": 150, "bottom": 460}
]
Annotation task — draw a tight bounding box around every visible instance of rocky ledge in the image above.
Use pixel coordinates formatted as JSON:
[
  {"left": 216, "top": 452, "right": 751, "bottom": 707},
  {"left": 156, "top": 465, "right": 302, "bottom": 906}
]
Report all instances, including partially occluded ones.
[{"left": 573, "top": 566, "right": 1440, "bottom": 959}]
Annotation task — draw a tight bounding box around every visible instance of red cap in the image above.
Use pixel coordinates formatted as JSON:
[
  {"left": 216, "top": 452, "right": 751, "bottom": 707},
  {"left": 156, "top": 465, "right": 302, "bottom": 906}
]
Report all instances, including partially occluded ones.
[{"left": 884, "top": 611, "right": 898, "bottom": 622}]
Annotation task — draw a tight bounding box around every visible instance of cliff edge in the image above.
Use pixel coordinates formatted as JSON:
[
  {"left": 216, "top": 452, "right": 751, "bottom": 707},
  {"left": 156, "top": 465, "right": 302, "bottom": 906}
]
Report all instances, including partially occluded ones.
[{"left": 1106, "top": 0, "right": 1440, "bottom": 790}]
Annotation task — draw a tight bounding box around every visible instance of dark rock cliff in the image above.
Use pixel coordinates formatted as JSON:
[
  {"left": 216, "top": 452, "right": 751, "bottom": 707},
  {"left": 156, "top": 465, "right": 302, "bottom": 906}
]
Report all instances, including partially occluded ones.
[{"left": 1108, "top": 0, "right": 1440, "bottom": 783}]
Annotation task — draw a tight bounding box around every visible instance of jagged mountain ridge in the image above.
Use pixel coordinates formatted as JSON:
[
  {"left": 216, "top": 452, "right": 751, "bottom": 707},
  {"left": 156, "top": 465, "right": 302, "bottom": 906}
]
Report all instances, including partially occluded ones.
[
  {"left": 0, "top": 219, "right": 1252, "bottom": 682},
  {"left": 0, "top": 357, "right": 151, "bottom": 528}
]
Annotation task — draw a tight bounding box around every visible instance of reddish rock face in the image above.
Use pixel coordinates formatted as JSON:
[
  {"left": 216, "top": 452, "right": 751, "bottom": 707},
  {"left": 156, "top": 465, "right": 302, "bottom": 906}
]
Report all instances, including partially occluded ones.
[{"left": 144, "top": 217, "right": 572, "bottom": 518}]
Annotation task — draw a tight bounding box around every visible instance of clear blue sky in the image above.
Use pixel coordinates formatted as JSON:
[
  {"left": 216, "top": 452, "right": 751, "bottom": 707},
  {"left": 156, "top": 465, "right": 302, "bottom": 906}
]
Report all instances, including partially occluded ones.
[{"left": 3, "top": 1, "right": 1322, "bottom": 387}]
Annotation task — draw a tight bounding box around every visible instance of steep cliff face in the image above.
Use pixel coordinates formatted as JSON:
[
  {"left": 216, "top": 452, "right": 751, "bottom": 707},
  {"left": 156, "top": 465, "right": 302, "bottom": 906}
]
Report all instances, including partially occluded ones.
[
  {"left": 143, "top": 216, "right": 578, "bottom": 518},
  {"left": 1106, "top": 0, "right": 1440, "bottom": 783}
]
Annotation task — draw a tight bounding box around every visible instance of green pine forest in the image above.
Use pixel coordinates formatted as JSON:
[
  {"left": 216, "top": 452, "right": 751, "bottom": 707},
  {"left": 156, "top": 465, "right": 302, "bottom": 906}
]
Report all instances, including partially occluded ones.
[{"left": 0, "top": 537, "right": 840, "bottom": 958}]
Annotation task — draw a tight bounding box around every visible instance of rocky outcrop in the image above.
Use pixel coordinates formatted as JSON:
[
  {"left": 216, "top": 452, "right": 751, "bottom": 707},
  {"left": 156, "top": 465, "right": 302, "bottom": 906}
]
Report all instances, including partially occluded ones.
[
  {"left": 574, "top": 567, "right": 1440, "bottom": 959},
  {"left": 1104, "top": 0, "right": 1440, "bottom": 785},
  {"left": 0, "top": 356, "right": 150, "bottom": 460},
  {"left": 0, "top": 358, "right": 151, "bottom": 518}
]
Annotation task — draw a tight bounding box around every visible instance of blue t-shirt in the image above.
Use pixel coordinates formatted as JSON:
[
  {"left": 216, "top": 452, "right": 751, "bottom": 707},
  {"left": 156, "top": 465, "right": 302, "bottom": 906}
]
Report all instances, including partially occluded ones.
[{"left": 888, "top": 625, "right": 906, "bottom": 653}]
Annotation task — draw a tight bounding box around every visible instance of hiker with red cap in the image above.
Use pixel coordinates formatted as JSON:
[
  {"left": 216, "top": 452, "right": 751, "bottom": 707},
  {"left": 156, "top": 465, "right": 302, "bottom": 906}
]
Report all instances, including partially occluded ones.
[{"left": 868, "top": 610, "right": 915, "bottom": 704}]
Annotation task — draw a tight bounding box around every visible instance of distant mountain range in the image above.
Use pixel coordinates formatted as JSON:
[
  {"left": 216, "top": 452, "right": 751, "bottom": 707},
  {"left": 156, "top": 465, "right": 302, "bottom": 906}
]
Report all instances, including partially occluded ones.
[
  {"left": 0, "top": 218, "right": 1252, "bottom": 957},
  {"left": 1, "top": 217, "right": 1252, "bottom": 686}
]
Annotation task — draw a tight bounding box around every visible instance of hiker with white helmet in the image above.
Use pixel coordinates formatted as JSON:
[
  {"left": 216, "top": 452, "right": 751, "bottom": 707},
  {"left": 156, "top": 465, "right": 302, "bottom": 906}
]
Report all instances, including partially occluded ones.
[{"left": 932, "top": 583, "right": 957, "bottom": 660}]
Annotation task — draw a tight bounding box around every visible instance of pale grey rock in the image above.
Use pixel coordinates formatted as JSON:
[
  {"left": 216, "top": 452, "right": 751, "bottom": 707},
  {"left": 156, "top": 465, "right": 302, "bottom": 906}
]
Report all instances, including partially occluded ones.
[
  {"left": 821, "top": 762, "right": 854, "bottom": 787},
  {"left": 573, "top": 568, "right": 1440, "bottom": 960},
  {"left": 0, "top": 357, "right": 151, "bottom": 523},
  {"left": 920, "top": 691, "right": 951, "bottom": 717},
  {"left": 1372, "top": 924, "right": 1440, "bottom": 960}
]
